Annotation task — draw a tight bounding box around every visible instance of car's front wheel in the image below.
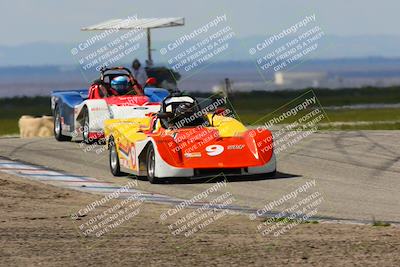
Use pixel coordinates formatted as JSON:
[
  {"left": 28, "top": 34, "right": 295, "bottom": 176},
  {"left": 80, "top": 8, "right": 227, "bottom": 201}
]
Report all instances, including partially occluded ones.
[
  {"left": 54, "top": 106, "right": 72, "bottom": 141},
  {"left": 146, "top": 144, "right": 161, "bottom": 184},
  {"left": 109, "top": 138, "right": 122, "bottom": 176}
]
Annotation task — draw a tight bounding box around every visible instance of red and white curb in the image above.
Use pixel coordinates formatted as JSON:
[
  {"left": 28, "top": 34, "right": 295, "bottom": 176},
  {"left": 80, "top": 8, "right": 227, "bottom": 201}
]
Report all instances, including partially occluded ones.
[{"left": 0, "top": 158, "right": 241, "bottom": 208}]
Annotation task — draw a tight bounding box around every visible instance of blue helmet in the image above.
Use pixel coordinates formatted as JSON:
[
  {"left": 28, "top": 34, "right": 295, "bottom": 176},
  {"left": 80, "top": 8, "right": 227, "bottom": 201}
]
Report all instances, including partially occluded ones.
[{"left": 111, "top": 76, "right": 129, "bottom": 94}]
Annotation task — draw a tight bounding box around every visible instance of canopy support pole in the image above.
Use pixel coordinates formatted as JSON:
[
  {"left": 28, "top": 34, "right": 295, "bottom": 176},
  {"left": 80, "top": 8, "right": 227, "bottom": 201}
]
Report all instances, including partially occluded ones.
[{"left": 147, "top": 28, "right": 152, "bottom": 64}]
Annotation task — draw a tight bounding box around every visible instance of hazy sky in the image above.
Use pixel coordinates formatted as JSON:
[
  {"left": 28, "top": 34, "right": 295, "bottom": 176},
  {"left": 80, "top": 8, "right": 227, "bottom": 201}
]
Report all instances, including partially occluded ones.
[{"left": 0, "top": 0, "right": 399, "bottom": 45}]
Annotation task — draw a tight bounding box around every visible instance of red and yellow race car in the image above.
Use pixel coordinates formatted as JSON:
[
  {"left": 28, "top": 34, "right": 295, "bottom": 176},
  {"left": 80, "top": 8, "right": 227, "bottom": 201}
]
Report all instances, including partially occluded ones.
[{"left": 104, "top": 94, "right": 276, "bottom": 183}]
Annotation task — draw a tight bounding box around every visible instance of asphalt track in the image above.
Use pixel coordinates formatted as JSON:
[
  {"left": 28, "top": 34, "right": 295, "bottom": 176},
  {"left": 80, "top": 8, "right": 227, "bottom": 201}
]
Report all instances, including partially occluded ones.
[{"left": 0, "top": 131, "right": 399, "bottom": 223}]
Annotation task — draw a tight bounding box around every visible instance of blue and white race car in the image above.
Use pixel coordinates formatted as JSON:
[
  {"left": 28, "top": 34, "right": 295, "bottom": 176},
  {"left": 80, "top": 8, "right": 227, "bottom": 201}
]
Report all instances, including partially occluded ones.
[{"left": 51, "top": 67, "right": 169, "bottom": 143}]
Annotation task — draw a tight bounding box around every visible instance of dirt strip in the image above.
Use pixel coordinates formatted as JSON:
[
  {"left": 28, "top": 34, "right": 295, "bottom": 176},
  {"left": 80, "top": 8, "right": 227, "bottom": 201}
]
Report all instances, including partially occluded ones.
[{"left": 1, "top": 172, "right": 399, "bottom": 267}]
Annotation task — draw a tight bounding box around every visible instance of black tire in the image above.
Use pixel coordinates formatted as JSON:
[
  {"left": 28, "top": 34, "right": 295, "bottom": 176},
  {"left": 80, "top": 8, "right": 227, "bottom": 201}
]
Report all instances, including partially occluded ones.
[
  {"left": 109, "top": 138, "right": 123, "bottom": 176},
  {"left": 82, "top": 107, "right": 91, "bottom": 144},
  {"left": 54, "top": 105, "right": 72, "bottom": 141},
  {"left": 146, "top": 144, "right": 161, "bottom": 184}
]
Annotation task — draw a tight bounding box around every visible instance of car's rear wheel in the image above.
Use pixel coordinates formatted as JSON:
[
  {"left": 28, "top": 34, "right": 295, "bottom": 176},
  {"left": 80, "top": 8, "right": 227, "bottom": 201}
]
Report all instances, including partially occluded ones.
[
  {"left": 146, "top": 144, "right": 161, "bottom": 184},
  {"left": 54, "top": 106, "right": 72, "bottom": 141},
  {"left": 109, "top": 138, "right": 122, "bottom": 176}
]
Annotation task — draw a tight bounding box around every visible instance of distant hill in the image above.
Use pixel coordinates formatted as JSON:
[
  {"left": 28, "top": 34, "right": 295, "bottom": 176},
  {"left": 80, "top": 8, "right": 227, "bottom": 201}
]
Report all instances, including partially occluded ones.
[
  {"left": 1, "top": 35, "right": 400, "bottom": 66},
  {"left": 1, "top": 57, "right": 400, "bottom": 97}
]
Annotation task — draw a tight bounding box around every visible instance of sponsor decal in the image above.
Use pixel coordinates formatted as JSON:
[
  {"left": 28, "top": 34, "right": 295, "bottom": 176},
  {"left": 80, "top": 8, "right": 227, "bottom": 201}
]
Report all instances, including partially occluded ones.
[
  {"left": 227, "top": 144, "right": 245, "bottom": 150},
  {"left": 184, "top": 152, "right": 202, "bottom": 158}
]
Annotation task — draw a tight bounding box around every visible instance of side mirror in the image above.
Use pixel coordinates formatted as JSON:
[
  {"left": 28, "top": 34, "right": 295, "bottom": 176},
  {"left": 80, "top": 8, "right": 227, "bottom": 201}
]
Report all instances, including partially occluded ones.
[{"left": 144, "top": 77, "right": 157, "bottom": 87}]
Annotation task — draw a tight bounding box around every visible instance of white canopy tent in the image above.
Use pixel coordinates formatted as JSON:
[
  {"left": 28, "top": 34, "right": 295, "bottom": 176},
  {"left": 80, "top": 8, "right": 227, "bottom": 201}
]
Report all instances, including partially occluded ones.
[{"left": 81, "top": 17, "right": 185, "bottom": 64}]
